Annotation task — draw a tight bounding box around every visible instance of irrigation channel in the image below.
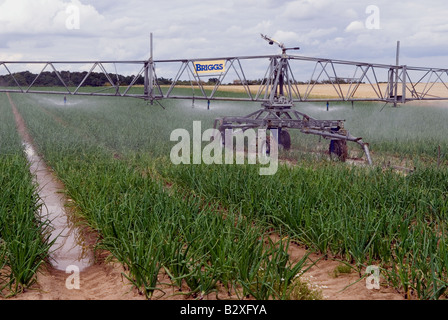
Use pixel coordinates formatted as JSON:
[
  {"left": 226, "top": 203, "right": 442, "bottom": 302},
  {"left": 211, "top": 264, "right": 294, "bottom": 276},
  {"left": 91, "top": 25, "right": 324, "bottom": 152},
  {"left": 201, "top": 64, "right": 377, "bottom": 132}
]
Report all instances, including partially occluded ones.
[
  {"left": 7, "top": 93, "right": 93, "bottom": 272},
  {"left": 4, "top": 93, "right": 146, "bottom": 300}
]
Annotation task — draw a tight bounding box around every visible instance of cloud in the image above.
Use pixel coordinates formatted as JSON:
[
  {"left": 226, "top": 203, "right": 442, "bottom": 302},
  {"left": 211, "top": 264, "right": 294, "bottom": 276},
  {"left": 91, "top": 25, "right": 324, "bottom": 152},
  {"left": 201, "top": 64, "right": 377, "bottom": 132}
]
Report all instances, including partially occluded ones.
[
  {"left": 0, "top": 0, "right": 62, "bottom": 33},
  {"left": 0, "top": 0, "right": 106, "bottom": 35},
  {"left": 281, "top": 0, "right": 360, "bottom": 25},
  {"left": 0, "top": 0, "right": 447, "bottom": 72},
  {"left": 344, "top": 21, "right": 365, "bottom": 33}
]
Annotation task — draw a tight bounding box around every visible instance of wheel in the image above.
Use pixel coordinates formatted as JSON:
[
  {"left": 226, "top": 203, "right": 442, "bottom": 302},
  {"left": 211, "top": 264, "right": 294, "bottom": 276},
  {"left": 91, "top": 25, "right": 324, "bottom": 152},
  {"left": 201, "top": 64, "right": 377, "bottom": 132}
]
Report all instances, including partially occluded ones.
[
  {"left": 260, "top": 135, "right": 271, "bottom": 155},
  {"left": 259, "top": 133, "right": 278, "bottom": 156},
  {"left": 279, "top": 130, "right": 291, "bottom": 150},
  {"left": 329, "top": 140, "right": 348, "bottom": 162}
]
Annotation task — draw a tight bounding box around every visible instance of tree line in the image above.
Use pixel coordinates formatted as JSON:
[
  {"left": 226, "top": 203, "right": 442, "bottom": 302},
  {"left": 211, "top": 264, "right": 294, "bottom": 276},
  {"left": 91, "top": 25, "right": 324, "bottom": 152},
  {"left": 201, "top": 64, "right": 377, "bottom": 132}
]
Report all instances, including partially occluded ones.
[
  {"left": 0, "top": 71, "right": 146, "bottom": 87},
  {"left": 0, "top": 72, "right": 228, "bottom": 87},
  {"left": 0, "top": 71, "right": 358, "bottom": 87}
]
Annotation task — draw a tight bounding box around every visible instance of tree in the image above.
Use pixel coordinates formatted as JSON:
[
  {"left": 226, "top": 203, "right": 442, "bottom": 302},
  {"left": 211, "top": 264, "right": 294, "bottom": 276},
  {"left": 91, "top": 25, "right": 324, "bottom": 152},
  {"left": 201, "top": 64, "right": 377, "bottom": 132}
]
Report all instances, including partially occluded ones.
[{"left": 207, "top": 78, "right": 219, "bottom": 85}]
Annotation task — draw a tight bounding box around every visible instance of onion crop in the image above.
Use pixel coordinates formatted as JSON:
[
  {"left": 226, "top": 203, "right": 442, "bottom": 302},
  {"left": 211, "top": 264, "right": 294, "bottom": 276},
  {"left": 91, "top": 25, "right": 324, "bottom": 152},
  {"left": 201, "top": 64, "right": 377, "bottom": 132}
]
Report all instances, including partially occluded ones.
[
  {"left": 7, "top": 91, "right": 448, "bottom": 300},
  {"left": 0, "top": 94, "right": 52, "bottom": 297}
]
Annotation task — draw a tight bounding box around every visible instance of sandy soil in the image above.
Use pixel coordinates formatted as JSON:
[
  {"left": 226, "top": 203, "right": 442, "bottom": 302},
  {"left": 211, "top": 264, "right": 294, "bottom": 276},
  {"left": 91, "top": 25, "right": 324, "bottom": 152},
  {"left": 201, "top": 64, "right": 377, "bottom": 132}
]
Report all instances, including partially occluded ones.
[
  {"left": 285, "top": 243, "right": 403, "bottom": 300},
  {"left": 3, "top": 260, "right": 145, "bottom": 300},
  {"left": 2, "top": 240, "right": 404, "bottom": 301}
]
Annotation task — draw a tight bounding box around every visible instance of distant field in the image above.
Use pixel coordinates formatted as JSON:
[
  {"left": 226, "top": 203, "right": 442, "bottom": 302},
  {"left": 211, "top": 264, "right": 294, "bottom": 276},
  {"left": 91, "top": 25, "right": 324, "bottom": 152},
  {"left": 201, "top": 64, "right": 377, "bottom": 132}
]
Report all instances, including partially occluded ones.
[
  {"left": 2, "top": 82, "right": 448, "bottom": 102},
  {"left": 199, "top": 82, "right": 448, "bottom": 101}
]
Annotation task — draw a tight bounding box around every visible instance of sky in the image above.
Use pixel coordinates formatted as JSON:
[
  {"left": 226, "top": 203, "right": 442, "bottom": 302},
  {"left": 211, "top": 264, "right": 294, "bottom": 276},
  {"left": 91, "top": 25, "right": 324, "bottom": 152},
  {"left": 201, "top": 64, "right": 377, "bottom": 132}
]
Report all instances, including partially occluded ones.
[{"left": 0, "top": 0, "right": 447, "bottom": 80}]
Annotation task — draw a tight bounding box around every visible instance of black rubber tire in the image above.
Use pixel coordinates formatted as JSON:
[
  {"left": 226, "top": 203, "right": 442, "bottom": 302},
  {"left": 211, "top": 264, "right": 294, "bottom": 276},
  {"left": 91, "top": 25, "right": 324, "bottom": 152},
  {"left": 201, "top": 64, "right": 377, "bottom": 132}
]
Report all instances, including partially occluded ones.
[
  {"left": 330, "top": 140, "right": 348, "bottom": 162},
  {"left": 279, "top": 130, "right": 291, "bottom": 150}
]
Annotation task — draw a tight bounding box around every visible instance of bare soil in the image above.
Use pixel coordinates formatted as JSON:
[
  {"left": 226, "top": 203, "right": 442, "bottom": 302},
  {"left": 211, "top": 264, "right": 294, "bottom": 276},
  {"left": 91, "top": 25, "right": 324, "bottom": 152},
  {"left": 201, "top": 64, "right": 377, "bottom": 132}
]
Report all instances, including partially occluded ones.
[{"left": 3, "top": 240, "right": 404, "bottom": 301}]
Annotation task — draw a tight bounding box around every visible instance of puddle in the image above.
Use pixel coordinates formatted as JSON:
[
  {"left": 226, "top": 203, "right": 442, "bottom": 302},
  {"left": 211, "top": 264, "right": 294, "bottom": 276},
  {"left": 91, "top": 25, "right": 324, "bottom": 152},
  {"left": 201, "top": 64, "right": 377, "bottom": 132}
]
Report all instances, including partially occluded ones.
[
  {"left": 8, "top": 92, "right": 93, "bottom": 272},
  {"left": 23, "top": 142, "right": 93, "bottom": 272}
]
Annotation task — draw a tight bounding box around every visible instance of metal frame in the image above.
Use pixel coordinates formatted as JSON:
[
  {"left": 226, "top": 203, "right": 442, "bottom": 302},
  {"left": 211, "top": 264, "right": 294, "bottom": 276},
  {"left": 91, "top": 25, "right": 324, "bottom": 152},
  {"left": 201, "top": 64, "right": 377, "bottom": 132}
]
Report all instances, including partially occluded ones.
[
  {"left": 2, "top": 34, "right": 448, "bottom": 164},
  {"left": 3, "top": 52, "right": 448, "bottom": 104}
]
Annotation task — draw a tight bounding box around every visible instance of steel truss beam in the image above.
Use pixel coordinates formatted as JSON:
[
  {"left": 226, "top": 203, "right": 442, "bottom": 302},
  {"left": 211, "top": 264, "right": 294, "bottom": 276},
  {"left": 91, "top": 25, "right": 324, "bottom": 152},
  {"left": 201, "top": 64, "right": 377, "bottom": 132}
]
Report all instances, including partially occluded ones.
[
  {"left": 0, "top": 60, "right": 148, "bottom": 98},
  {"left": 2, "top": 54, "right": 448, "bottom": 103},
  {"left": 2, "top": 35, "right": 448, "bottom": 165}
]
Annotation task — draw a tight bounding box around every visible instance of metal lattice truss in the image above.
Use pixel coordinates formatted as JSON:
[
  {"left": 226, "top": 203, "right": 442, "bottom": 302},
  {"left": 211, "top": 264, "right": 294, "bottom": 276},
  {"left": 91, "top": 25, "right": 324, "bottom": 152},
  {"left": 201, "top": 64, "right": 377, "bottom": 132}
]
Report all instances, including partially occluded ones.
[
  {"left": 2, "top": 35, "right": 448, "bottom": 165},
  {"left": 0, "top": 60, "right": 148, "bottom": 98},
  {"left": 1, "top": 55, "right": 448, "bottom": 104}
]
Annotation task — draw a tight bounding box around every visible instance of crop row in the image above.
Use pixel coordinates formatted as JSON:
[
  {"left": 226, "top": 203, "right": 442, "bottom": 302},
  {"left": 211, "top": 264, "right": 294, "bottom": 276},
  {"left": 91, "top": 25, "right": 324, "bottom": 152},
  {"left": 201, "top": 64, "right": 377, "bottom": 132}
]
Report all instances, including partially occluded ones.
[{"left": 0, "top": 94, "right": 52, "bottom": 297}]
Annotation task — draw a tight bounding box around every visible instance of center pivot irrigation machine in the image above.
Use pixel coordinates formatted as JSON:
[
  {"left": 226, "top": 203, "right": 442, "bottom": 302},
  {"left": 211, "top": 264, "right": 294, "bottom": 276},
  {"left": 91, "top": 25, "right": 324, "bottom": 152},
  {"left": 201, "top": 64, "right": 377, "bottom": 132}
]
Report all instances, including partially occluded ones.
[
  {"left": 3, "top": 33, "right": 448, "bottom": 165},
  {"left": 212, "top": 34, "right": 370, "bottom": 164}
]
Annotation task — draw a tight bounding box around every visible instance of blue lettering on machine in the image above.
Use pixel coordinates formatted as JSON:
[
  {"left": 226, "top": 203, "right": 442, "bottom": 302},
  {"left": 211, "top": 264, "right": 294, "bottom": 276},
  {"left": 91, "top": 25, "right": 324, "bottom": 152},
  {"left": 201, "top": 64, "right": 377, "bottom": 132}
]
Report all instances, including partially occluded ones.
[{"left": 194, "top": 60, "right": 226, "bottom": 74}]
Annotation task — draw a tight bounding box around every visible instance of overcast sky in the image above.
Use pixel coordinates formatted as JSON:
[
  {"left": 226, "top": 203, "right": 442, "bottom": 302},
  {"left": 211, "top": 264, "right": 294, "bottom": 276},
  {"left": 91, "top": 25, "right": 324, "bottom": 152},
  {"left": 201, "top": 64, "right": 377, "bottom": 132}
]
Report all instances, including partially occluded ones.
[{"left": 1, "top": 0, "right": 447, "bottom": 78}]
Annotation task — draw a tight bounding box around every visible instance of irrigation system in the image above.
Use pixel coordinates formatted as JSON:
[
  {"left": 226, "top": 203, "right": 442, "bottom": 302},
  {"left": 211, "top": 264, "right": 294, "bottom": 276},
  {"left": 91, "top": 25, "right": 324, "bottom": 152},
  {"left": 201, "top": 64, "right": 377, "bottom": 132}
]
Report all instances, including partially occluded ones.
[{"left": 2, "top": 33, "right": 448, "bottom": 164}]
